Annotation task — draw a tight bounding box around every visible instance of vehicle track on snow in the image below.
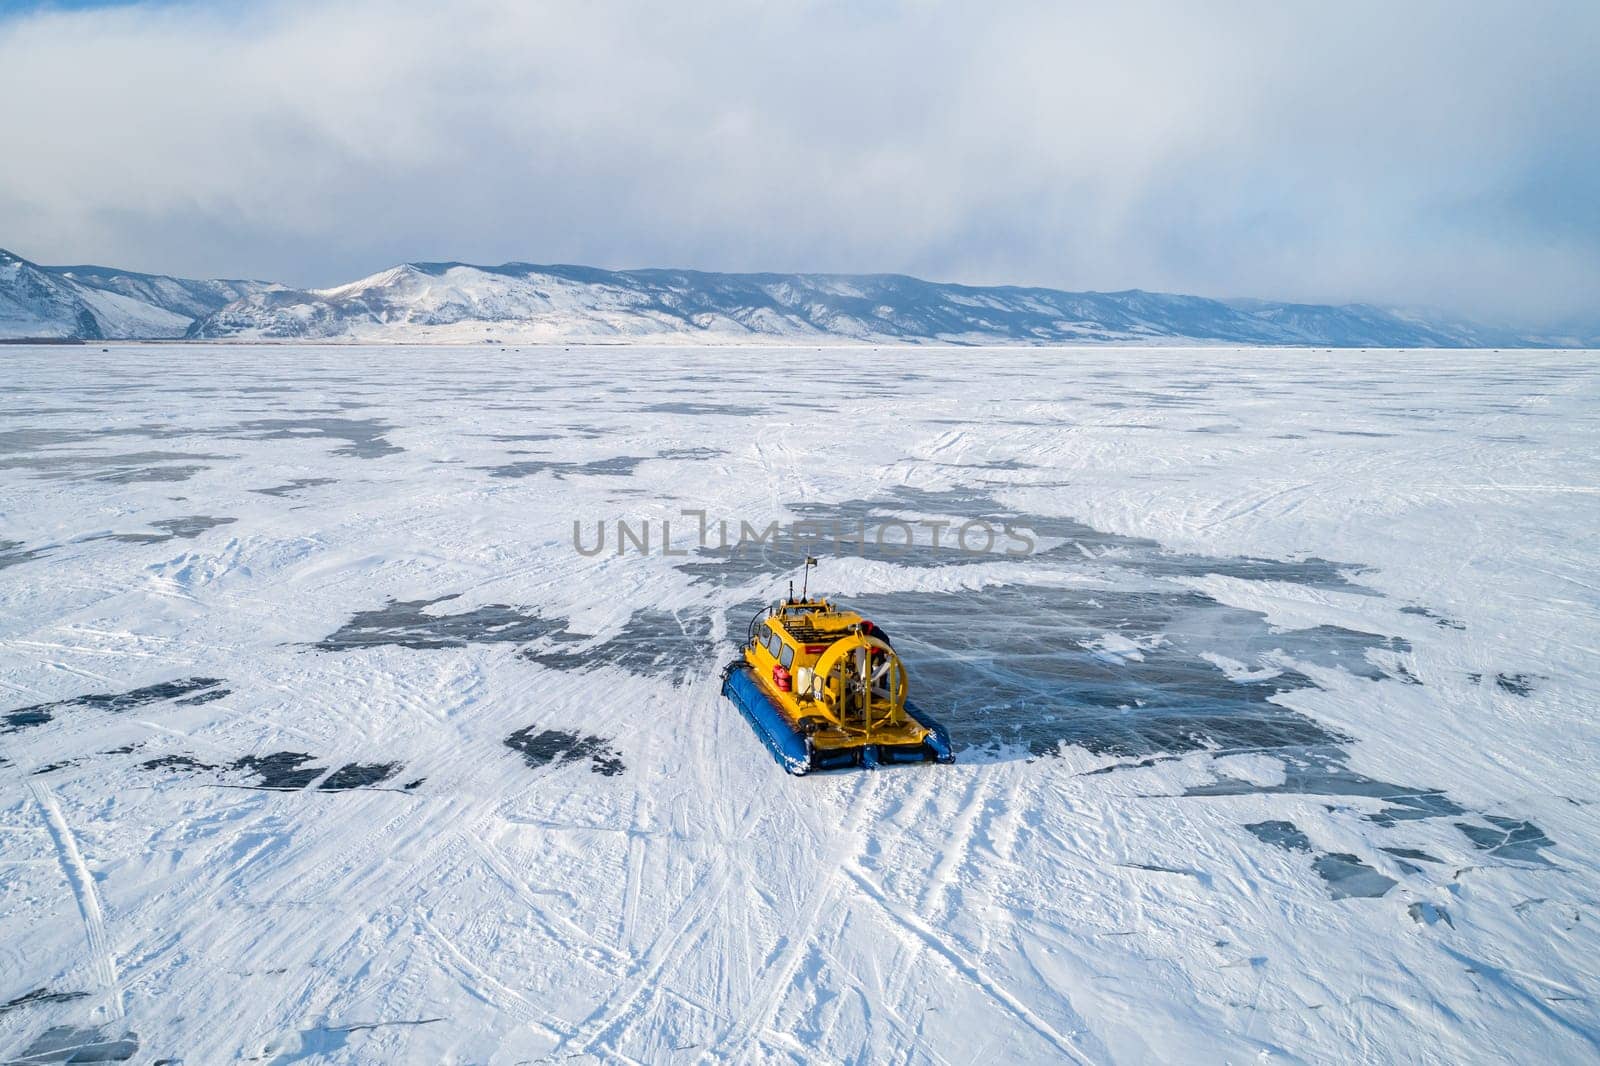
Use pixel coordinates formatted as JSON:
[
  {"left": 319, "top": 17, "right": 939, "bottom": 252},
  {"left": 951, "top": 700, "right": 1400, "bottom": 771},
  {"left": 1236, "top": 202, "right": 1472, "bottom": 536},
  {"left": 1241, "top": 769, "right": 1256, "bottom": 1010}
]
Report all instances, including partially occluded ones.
[
  {"left": 561, "top": 684, "right": 804, "bottom": 1060},
  {"left": 844, "top": 862, "right": 1105, "bottom": 1063},
  {"left": 919, "top": 771, "right": 992, "bottom": 924},
  {"left": 31, "top": 780, "right": 123, "bottom": 1020},
  {"left": 413, "top": 909, "right": 571, "bottom": 1043},
  {"left": 563, "top": 857, "right": 739, "bottom": 1056},
  {"left": 706, "top": 770, "right": 948, "bottom": 1066}
]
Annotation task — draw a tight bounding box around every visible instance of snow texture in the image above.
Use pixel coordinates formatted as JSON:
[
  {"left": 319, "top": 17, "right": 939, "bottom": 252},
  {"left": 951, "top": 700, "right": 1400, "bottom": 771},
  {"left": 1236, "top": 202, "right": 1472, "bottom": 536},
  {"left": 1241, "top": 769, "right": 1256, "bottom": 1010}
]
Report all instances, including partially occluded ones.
[{"left": 0, "top": 344, "right": 1597, "bottom": 1063}]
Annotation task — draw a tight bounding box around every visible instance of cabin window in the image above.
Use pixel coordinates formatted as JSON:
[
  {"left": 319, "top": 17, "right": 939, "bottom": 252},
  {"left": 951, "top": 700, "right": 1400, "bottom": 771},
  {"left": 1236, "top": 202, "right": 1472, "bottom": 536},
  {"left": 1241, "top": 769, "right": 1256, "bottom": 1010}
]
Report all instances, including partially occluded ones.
[
  {"left": 765, "top": 630, "right": 782, "bottom": 656},
  {"left": 778, "top": 642, "right": 795, "bottom": 669}
]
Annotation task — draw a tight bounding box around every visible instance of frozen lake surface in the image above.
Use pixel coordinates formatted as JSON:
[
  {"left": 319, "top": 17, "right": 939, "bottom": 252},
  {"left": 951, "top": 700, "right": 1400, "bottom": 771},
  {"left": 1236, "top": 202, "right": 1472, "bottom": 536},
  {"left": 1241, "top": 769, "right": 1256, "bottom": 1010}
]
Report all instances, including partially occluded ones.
[{"left": 1, "top": 344, "right": 1597, "bottom": 1063}]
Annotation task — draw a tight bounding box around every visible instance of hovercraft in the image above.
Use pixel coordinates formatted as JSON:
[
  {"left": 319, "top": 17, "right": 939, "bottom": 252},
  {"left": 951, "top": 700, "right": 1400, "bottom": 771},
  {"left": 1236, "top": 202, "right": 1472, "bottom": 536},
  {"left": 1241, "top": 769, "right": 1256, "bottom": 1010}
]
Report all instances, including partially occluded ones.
[{"left": 722, "top": 563, "right": 954, "bottom": 775}]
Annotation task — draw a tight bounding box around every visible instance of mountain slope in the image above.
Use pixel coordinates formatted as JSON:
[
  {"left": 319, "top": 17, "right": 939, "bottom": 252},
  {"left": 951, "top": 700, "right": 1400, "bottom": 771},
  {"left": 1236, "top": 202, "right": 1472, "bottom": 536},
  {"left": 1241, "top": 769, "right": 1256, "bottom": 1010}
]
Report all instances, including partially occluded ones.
[
  {"left": 4, "top": 248, "right": 1584, "bottom": 346},
  {"left": 44, "top": 263, "right": 278, "bottom": 321},
  {"left": 0, "top": 249, "right": 276, "bottom": 340},
  {"left": 189, "top": 260, "right": 1560, "bottom": 347}
]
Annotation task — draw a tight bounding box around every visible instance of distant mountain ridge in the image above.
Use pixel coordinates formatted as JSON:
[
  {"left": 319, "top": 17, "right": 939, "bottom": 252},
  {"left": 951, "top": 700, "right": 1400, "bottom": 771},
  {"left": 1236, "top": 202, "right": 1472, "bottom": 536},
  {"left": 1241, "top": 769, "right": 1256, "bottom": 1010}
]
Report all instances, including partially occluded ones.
[
  {"left": 1, "top": 248, "right": 279, "bottom": 340},
  {"left": 1, "top": 247, "right": 1589, "bottom": 347}
]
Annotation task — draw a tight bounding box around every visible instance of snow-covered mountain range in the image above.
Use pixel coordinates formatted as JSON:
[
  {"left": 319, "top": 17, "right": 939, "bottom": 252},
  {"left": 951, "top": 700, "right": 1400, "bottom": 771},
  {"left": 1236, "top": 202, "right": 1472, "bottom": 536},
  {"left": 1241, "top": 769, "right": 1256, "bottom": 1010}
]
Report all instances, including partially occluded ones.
[
  {"left": 2, "top": 247, "right": 1587, "bottom": 346},
  {"left": 0, "top": 248, "right": 278, "bottom": 341}
]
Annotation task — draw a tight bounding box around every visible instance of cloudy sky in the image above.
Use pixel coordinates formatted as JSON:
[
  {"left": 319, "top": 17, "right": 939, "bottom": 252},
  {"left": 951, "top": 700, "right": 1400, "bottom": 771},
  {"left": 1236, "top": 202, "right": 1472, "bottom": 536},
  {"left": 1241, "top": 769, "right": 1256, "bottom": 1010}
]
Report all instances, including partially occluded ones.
[{"left": 2, "top": 1, "right": 1596, "bottom": 325}]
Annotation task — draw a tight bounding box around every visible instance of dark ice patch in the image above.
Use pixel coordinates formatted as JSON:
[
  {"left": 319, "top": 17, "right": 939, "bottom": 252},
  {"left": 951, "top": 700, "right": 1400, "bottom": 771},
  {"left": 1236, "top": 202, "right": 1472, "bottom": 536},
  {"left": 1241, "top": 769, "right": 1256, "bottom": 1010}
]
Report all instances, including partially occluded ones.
[
  {"left": 1456, "top": 816, "right": 1556, "bottom": 865},
  {"left": 675, "top": 537, "right": 845, "bottom": 587},
  {"left": 1244, "top": 820, "right": 1312, "bottom": 852},
  {"left": 675, "top": 503, "right": 1029, "bottom": 587},
  {"left": 521, "top": 609, "right": 715, "bottom": 685},
  {"left": 1186, "top": 749, "right": 1543, "bottom": 868},
  {"left": 76, "top": 677, "right": 226, "bottom": 711},
  {"left": 0, "top": 422, "right": 209, "bottom": 444},
  {"left": 505, "top": 727, "right": 624, "bottom": 776},
  {"left": 568, "top": 455, "right": 648, "bottom": 476},
  {"left": 1366, "top": 792, "right": 1467, "bottom": 826},
  {"left": 7, "top": 1023, "right": 138, "bottom": 1063},
  {"left": 92, "top": 464, "right": 210, "bottom": 484},
  {"left": 640, "top": 401, "right": 765, "bottom": 416},
  {"left": 0, "top": 988, "right": 90, "bottom": 1014},
  {"left": 0, "top": 428, "right": 89, "bottom": 452},
  {"left": 319, "top": 762, "right": 401, "bottom": 790},
  {"left": 482, "top": 448, "right": 714, "bottom": 480},
  {"left": 677, "top": 485, "right": 1370, "bottom": 592},
  {"left": 1268, "top": 625, "right": 1412, "bottom": 682},
  {"left": 1381, "top": 846, "right": 1442, "bottom": 864},
  {"left": 141, "top": 754, "right": 217, "bottom": 773},
  {"left": 0, "top": 407, "right": 86, "bottom": 418},
  {"left": 1246, "top": 821, "right": 1395, "bottom": 899},
  {"left": 233, "top": 752, "right": 325, "bottom": 790},
  {"left": 1188, "top": 747, "right": 1465, "bottom": 813},
  {"left": 1000, "top": 487, "right": 1359, "bottom": 582},
  {"left": 2, "top": 678, "right": 227, "bottom": 733},
  {"left": 1313, "top": 853, "right": 1397, "bottom": 899},
  {"left": 232, "top": 417, "right": 401, "bottom": 458},
  {"left": 483, "top": 455, "right": 651, "bottom": 479},
  {"left": 0, "top": 539, "right": 50, "bottom": 571},
  {"left": 684, "top": 486, "right": 1396, "bottom": 759},
  {"left": 658, "top": 446, "right": 725, "bottom": 460},
  {"left": 1494, "top": 673, "right": 1539, "bottom": 696},
  {"left": 313, "top": 595, "right": 562, "bottom": 651},
  {"left": 1400, "top": 605, "right": 1466, "bottom": 630},
  {"left": 94, "top": 516, "right": 235, "bottom": 544},
  {"left": 143, "top": 753, "right": 410, "bottom": 792},
  {"left": 0, "top": 448, "right": 231, "bottom": 484},
  {"left": 252, "top": 477, "right": 337, "bottom": 497},
  {"left": 1, "top": 706, "right": 53, "bottom": 733},
  {"left": 838, "top": 584, "right": 1356, "bottom": 758}
]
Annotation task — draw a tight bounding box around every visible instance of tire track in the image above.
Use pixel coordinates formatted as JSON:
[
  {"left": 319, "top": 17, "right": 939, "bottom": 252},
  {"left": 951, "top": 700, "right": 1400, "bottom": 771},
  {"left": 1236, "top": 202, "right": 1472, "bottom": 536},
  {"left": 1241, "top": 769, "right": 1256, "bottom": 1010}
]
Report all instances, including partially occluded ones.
[
  {"left": 31, "top": 780, "right": 123, "bottom": 1019},
  {"left": 843, "top": 862, "right": 1102, "bottom": 1064},
  {"left": 575, "top": 697, "right": 810, "bottom": 1061},
  {"left": 707, "top": 774, "right": 893, "bottom": 1065},
  {"left": 563, "top": 859, "right": 738, "bottom": 1057},
  {"left": 920, "top": 770, "right": 991, "bottom": 922},
  {"left": 414, "top": 909, "right": 570, "bottom": 1042},
  {"left": 469, "top": 833, "right": 630, "bottom": 970}
]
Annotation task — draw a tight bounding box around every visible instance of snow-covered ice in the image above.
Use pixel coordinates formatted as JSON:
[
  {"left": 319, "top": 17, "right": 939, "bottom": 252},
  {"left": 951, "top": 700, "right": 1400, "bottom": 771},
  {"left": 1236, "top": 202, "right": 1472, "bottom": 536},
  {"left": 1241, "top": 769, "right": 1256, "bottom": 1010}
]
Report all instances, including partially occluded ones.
[{"left": 1, "top": 344, "right": 1597, "bottom": 1063}]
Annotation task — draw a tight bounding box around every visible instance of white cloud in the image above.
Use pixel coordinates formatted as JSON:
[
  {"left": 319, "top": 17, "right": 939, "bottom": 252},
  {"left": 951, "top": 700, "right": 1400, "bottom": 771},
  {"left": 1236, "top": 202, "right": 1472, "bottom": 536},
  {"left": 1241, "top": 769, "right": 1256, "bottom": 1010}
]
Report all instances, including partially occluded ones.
[{"left": 3, "top": 0, "right": 1597, "bottom": 323}]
